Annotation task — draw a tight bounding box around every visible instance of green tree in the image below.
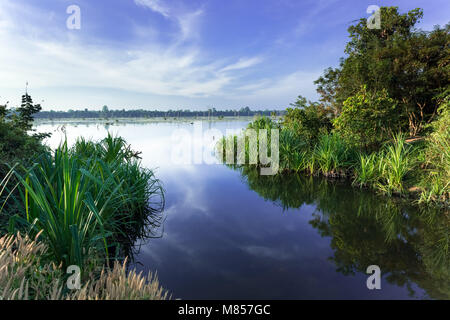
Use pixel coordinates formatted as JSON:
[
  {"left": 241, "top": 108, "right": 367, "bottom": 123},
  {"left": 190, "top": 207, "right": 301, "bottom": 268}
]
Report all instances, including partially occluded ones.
[
  {"left": 14, "top": 93, "right": 42, "bottom": 132},
  {"left": 315, "top": 6, "right": 450, "bottom": 136},
  {"left": 333, "top": 86, "right": 400, "bottom": 149}
]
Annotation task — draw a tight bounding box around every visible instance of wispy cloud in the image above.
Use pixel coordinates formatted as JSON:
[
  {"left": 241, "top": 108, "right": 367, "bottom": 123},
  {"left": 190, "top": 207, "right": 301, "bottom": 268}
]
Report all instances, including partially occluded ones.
[
  {"left": 134, "top": 0, "right": 204, "bottom": 41},
  {"left": 134, "top": 0, "right": 170, "bottom": 18},
  {"left": 220, "top": 57, "right": 264, "bottom": 72},
  {"left": 0, "top": 1, "right": 226, "bottom": 103}
]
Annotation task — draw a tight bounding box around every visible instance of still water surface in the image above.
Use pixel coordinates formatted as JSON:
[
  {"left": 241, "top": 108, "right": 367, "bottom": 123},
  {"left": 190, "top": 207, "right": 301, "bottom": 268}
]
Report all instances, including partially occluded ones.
[{"left": 35, "top": 120, "right": 449, "bottom": 300}]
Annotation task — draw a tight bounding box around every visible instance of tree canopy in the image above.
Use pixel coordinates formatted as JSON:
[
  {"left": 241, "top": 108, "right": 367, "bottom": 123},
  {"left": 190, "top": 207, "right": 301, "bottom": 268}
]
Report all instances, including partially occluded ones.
[{"left": 314, "top": 6, "right": 449, "bottom": 137}]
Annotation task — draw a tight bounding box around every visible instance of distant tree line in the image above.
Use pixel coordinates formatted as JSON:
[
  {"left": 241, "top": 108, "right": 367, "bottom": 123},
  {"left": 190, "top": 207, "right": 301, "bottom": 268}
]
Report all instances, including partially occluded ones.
[{"left": 33, "top": 106, "right": 285, "bottom": 119}]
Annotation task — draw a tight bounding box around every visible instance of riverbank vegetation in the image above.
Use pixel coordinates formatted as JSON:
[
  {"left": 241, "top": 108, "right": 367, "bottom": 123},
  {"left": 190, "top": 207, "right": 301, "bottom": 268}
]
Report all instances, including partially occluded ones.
[
  {"left": 0, "top": 95, "right": 168, "bottom": 300},
  {"left": 220, "top": 7, "right": 449, "bottom": 208}
]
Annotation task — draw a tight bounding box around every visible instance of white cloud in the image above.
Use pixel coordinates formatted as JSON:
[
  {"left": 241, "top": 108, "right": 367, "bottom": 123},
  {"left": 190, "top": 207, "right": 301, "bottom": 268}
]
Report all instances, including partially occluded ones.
[
  {"left": 220, "top": 57, "right": 264, "bottom": 72},
  {"left": 134, "top": 0, "right": 203, "bottom": 41},
  {"left": 134, "top": 0, "right": 170, "bottom": 18}
]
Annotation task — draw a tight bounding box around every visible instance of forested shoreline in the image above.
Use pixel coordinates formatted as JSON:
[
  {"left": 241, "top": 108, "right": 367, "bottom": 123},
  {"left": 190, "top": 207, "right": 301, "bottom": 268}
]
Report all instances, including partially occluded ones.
[{"left": 32, "top": 107, "right": 284, "bottom": 120}]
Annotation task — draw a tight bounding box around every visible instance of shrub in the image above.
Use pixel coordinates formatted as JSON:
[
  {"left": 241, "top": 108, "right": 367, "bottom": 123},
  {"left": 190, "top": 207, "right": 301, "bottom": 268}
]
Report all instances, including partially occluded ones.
[
  {"left": 0, "top": 94, "right": 50, "bottom": 222},
  {"left": 247, "top": 115, "right": 280, "bottom": 131},
  {"left": 333, "top": 86, "right": 401, "bottom": 149},
  {"left": 284, "top": 95, "right": 332, "bottom": 145},
  {"left": 0, "top": 121, "right": 48, "bottom": 179}
]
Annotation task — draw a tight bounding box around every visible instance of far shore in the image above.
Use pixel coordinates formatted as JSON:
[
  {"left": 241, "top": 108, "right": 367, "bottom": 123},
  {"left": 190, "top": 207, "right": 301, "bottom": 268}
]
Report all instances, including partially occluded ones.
[{"left": 32, "top": 115, "right": 276, "bottom": 125}]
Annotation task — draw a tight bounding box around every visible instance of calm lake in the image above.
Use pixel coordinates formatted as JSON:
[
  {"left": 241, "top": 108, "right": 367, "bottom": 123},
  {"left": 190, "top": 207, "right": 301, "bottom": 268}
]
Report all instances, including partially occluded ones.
[{"left": 35, "top": 120, "right": 449, "bottom": 300}]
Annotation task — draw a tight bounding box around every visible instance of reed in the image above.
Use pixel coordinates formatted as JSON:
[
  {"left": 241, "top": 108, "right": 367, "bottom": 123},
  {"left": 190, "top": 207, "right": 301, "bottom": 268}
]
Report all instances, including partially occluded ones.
[
  {"left": 353, "top": 153, "right": 379, "bottom": 188},
  {"left": 312, "top": 133, "right": 352, "bottom": 176},
  {"left": 375, "top": 134, "right": 414, "bottom": 195},
  {"left": 4, "top": 135, "right": 164, "bottom": 269}
]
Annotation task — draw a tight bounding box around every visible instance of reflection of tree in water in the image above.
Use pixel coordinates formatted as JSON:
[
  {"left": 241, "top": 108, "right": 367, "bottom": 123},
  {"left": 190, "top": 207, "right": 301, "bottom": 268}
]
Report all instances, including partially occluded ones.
[
  {"left": 237, "top": 166, "right": 450, "bottom": 299},
  {"left": 110, "top": 189, "right": 165, "bottom": 265}
]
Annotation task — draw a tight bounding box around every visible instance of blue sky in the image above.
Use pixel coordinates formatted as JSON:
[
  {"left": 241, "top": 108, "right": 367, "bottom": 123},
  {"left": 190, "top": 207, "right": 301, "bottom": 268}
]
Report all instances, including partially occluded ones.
[{"left": 0, "top": 0, "right": 448, "bottom": 110}]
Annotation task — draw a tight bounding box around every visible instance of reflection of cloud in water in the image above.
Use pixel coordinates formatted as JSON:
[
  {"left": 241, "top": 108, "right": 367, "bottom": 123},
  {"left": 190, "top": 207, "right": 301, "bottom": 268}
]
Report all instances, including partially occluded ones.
[{"left": 241, "top": 245, "right": 293, "bottom": 261}]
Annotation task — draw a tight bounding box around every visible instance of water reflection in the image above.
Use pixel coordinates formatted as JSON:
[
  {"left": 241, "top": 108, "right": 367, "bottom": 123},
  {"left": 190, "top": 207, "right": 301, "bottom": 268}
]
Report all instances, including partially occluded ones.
[{"left": 237, "top": 167, "right": 450, "bottom": 299}]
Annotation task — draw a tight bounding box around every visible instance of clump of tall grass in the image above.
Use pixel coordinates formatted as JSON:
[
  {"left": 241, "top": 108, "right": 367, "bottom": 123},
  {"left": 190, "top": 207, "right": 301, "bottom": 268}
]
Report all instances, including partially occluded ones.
[
  {"left": 353, "top": 153, "right": 379, "bottom": 188},
  {"left": 217, "top": 116, "right": 280, "bottom": 166},
  {"left": 2, "top": 135, "right": 164, "bottom": 269},
  {"left": 69, "top": 258, "right": 170, "bottom": 300},
  {"left": 312, "top": 133, "right": 353, "bottom": 177},
  {"left": 375, "top": 134, "right": 415, "bottom": 195},
  {"left": 9, "top": 144, "right": 121, "bottom": 268},
  {"left": 279, "top": 129, "right": 309, "bottom": 171},
  {"left": 352, "top": 134, "right": 416, "bottom": 195},
  {"left": 0, "top": 232, "right": 169, "bottom": 300},
  {"left": 0, "top": 232, "right": 63, "bottom": 300}
]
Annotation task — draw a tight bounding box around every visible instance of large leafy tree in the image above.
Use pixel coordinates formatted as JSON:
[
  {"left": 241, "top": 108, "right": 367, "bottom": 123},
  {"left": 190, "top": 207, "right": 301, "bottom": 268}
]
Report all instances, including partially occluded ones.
[{"left": 315, "top": 6, "right": 450, "bottom": 136}]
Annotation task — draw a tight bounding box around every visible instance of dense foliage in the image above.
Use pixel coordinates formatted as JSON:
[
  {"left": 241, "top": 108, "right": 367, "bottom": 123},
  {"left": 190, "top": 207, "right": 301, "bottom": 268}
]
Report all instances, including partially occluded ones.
[
  {"left": 283, "top": 96, "right": 332, "bottom": 145},
  {"left": 315, "top": 6, "right": 449, "bottom": 138},
  {"left": 333, "top": 86, "right": 400, "bottom": 149}
]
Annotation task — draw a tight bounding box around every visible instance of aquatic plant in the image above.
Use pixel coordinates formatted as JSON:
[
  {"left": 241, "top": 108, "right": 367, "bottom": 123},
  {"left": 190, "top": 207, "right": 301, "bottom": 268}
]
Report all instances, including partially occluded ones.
[
  {"left": 353, "top": 153, "right": 379, "bottom": 188},
  {"left": 312, "top": 133, "right": 352, "bottom": 176},
  {"left": 375, "top": 134, "right": 415, "bottom": 195},
  {"left": 4, "top": 136, "right": 164, "bottom": 269}
]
